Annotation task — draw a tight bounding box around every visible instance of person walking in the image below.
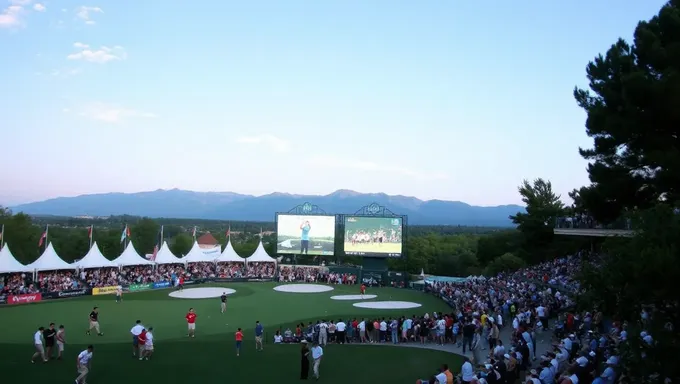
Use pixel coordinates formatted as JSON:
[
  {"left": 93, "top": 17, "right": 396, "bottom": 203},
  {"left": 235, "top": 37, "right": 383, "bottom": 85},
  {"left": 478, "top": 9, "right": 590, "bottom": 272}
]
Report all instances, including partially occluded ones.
[
  {"left": 311, "top": 341, "right": 323, "bottom": 380},
  {"left": 300, "top": 340, "right": 310, "bottom": 379},
  {"left": 472, "top": 328, "right": 483, "bottom": 365}
]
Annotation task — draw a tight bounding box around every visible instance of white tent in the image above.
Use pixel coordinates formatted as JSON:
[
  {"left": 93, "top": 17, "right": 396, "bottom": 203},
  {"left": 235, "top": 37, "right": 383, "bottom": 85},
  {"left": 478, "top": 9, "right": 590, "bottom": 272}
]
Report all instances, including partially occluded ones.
[
  {"left": 184, "top": 241, "right": 218, "bottom": 263},
  {"left": 153, "top": 241, "right": 184, "bottom": 265},
  {"left": 0, "top": 245, "right": 33, "bottom": 273},
  {"left": 113, "top": 241, "right": 154, "bottom": 266},
  {"left": 75, "top": 242, "right": 117, "bottom": 269},
  {"left": 215, "top": 241, "right": 245, "bottom": 263},
  {"left": 245, "top": 241, "right": 277, "bottom": 263},
  {"left": 26, "top": 243, "right": 74, "bottom": 271}
]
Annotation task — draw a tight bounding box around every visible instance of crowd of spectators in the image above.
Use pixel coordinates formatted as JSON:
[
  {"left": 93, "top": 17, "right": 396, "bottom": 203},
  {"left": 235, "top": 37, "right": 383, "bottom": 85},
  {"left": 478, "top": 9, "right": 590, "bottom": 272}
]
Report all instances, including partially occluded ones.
[{"left": 0, "top": 261, "right": 278, "bottom": 293}]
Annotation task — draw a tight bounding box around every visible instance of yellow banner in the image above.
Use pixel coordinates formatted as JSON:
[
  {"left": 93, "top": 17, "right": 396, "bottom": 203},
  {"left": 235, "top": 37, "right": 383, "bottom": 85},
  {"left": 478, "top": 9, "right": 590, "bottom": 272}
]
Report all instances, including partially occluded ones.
[{"left": 92, "top": 286, "right": 120, "bottom": 295}]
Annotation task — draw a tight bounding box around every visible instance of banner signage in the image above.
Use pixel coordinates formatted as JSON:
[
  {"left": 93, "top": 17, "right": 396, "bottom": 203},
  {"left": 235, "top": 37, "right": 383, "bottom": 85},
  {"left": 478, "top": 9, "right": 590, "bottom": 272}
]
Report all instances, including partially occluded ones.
[
  {"left": 42, "top": 288, "right": 91, "bottom": 300},
  {"left": 0, "top": 295, "right": 6, "bottom": 305},
  {"left": 183, "top": 280, "right": 197, "bottom": 285},
  {"left": 201, "top": 246, "right": 221, "bottom": 256},
  {"left": 129, "top": 283, "right": 154, "bottom": 292},
  {"left": 7, "top": 293, "right": 42, "bottom": 305},
  {"left": 92, "top": 286, "right": 121, "bottom": 295},
  {"left": 153, "top": 281, "right": 171, "bottom": 289}
]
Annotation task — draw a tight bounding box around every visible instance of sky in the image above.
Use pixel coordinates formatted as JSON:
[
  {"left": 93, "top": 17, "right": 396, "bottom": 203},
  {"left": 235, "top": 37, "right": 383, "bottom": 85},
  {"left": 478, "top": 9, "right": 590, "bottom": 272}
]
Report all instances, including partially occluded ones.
[{"left": 0, "top": 0, "right": 668, "bottom": 207}]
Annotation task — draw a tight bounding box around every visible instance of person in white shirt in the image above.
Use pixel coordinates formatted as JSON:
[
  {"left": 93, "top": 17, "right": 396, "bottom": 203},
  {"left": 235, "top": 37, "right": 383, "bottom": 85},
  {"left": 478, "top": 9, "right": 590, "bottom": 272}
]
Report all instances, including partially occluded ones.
[
  {"left": 461, "top": 357, "right": 475, "bottom": 383},
  {"left": 335, "top": 320, "right": 346, "bottom": 344},
  {"left": 273, "top": 332, "right": 283, "bottom": 343},
  {"left": 75, "top": 345, "right": 94, "bottom": 384},
  {"left": 141, "top": 327, "right": 154, "bottom": 360},
  {"left": 358, "top": 320, "right": 366, "bottom": 343},
  {"left": 318, "top": 321, "right": 328, "bottom": 346},
  {"left": 379, "top": 319, "right": 387, "bottom": 342},
  {"left": 130, "top": 320, "right": 145, "bottom": 357},
  {"left": 311, "top": 342, "right": 323, "bottom": 379},
  {"left": 56, "top": 325, "right": 66, "bottom": 359},
  {"left": 31, "top": 327, "right": 48, "bottom": 363},
  {"left": 435, "top": 370, "right": 447, "bottom": 384}
]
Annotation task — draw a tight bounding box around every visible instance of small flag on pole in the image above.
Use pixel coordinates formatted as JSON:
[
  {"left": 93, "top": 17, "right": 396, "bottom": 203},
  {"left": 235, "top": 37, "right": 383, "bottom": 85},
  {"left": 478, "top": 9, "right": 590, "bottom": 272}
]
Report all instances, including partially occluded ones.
[
  {"left": 88, "top": 225, "right": 94, "bottom": 249},
  {"left": 0, "top": 224, "right": 4, "bottom": 249},
  {"left": 120, "top": 225, "right": 128, "bottom": 243},
  {"left": 151, "top": 244, "right": 159, "bottom": 261},
  {"left": 259, "top": 227, "right": 263, "bottom": 238},
  {"left": 38, "top": 225, "right": 49, "bottom": 247},
  {"left": 192, "top": 226, "right": 197, "bottom": 240},
  {"left": 225, "top": 226, "right": 230, "bottom": 240}
]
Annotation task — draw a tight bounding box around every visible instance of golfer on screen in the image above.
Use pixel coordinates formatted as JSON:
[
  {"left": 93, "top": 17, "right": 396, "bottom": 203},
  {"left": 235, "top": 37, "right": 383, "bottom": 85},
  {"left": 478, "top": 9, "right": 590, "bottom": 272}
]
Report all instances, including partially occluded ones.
[{"left": 300, "top": 220, "right": 311, "bottom": 254}]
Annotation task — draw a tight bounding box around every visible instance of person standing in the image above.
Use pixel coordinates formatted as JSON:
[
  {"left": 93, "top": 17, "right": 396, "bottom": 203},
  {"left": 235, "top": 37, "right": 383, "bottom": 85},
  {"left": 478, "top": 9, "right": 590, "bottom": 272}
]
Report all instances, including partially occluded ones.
[
  {"left": 300, "top": 340, "right": 310, "bottom": 380},
  {"left": 235, "top": 328, "right": 243, "bottom": 357},
  {"left": 130, "top": 320, "right": 145, "bottom": 357},
  {"left": 311, "top": 341, "right": 323, "bottom": 380},
  {"left": 299, "top": 220, "right": 311, "bottom": 255},
  {"left": 31, "top": 326, "right": 47, "bottom": 363},
  {"left": 56, "top": 325, "right": 66, "bottom": 360},
  {"left": 86, "top": 307, "right": 103, "bottom": 336},
  {"left": 43, "top": 323, "right": 57, "bottom": 360},
  {"left": 335, "top": 319, "right": 346, "bottom": 344},
  {"left": 115, "top": 286, "right": 122, "bottom": 303},
  {"left": 472, "top": 328, "right": 483, "bottom": 365},
  {"left": 318, "top": 320, "right": 328, "bottom": 346},
  {"left": 220, "top": 293, "right": 228, "bottom": 314},
  {"left": 142, "top": 327, "right": 154, "bottom": 360},
  {"left": 75, "top": 345, "right": 94, "bottom": 384},
  {"left": 255, "top": 321, "right": 264, "bottom": 351},
  {"left": 185, "top": 308, "right": 197, "bottom": 338}
]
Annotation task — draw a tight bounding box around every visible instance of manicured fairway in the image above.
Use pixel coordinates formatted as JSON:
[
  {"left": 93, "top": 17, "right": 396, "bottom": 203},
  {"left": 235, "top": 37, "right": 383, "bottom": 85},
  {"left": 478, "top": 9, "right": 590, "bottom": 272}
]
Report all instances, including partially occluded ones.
[{"left": 1, "top": 283, "right": 460, "bottom": 383}]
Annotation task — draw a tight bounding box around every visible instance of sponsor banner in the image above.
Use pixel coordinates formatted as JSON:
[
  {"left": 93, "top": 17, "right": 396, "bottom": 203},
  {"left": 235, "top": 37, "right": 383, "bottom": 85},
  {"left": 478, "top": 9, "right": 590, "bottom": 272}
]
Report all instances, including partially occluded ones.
[
  {"left": 212, "top": 278, "right": 273, "bottom": 283},
  {"left": 183, "top": 279, "right": 198, "bottom": 285},
  {"left": 128, "top": 283, "right": 154, "bottom": 292},
  {"left": 8, "top": 293, "right": 42, "bottom": 305},
  {"left": 201, "top": 246, "right": 221, "bottom": 256},
  {"left": 153, "top": 281, "right": 171, "bottom": 289},
  {"left": 0, "top": 295, "right": 6, "bottom": 305},
  {"left": 92, "top": 285, "right": 121, "bottom": 296},
  {"left": 246, "top": 278, "right": 273, "bottom": 282},
  {"left": 42, "top": 288, "right": 91, "bottom": 300}
]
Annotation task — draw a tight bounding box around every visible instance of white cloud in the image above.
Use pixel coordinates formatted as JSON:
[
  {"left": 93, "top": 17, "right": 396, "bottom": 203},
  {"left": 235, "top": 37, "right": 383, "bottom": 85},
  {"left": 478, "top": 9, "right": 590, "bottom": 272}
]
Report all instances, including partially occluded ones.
[
  {"left": 76, "top": 102, "right": 157, "bottom": 123},
  {"left": 0, "top": 5, "right": 24, "bottom": 28},
  {"left": 67, "top": 44, "right": 126, "bottom": 63},
  {"left": 236, "top": 134, "right": 290, "bottom": 153},
  {"left": 51, "top": 68, "right": 81, "bottom": 77},
  {"left": 33, "top": 3, "right": 45, "bottom": 12},
  {"left": 310, "top": 155, "right": 448, "bottom": 181},
  {"left": 76, "top": 6, "right": 102, "bottom": 24},
  {"left": 10, "top": 0, "right": 32, "bottom": 5}
]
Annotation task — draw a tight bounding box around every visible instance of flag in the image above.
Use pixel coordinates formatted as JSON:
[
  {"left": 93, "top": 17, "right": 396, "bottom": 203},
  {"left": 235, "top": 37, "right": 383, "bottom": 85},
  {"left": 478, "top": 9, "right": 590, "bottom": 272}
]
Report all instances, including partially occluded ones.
[
  {"left": 151, "top": 244, "right": 159, "bottom": 261},
  {"left": 88, "top": 225, "right": 93, "bottom": 240},
  {"left": 0, "top": 224, "right": 4, "bottom": 248},
  {"left": 126, "top": 225, "right": 131, "bottom": 238},
  {"left": 38, "top": 225, "right": 48, "bottom": 247},
  {"left": 225, "top": 226, "right": 230, "bottom": 240},
  {"left": 120, "top": 225, "right": 128, "bottom": 243},
  {"left": 259, "top": 227, "right": 263, "bottom": 238},
  {"left": 192, "top": 226, "right": 197, "bottom": 239}
]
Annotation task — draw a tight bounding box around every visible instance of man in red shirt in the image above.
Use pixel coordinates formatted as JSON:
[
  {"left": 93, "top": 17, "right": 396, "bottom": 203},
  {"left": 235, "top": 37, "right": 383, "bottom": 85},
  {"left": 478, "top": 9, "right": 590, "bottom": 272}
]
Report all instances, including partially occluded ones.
[
  {"left": 360, "top": 284, "right": 366, "bottom": 298},
  {"left": 178, "top": 276, "right": 185, "bottom": 291},
  {"left": 235, "top": 328, "right": 243, "bottom": 356},
  {"left": 185, "top": 308, "right": 197, "bottom": 338},
  {"left": 137, "top": 329, "right": 147, "bottom": 360}
]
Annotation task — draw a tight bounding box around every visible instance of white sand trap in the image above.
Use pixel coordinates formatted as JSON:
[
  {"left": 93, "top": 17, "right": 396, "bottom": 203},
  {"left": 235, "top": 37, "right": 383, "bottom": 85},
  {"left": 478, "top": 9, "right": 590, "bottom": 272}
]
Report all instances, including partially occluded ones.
[
  {"left": 273, "top": 284, "right": 334, "bottom": 293},
  {"left": 330, "top": 294, "right": 377, "bottom": 301},
  {"left": 353, "top": 301, "right": 422, "bottom": 309},
  {"left": 169, "top": 287, "right": 236, "bottom": 299}
]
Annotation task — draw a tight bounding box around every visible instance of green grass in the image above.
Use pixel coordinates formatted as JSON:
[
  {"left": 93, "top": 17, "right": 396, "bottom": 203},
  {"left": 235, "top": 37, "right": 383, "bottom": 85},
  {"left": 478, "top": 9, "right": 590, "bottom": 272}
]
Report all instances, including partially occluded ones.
[{"left": 1, "top": 283, "right": 461, "bottom": 383}]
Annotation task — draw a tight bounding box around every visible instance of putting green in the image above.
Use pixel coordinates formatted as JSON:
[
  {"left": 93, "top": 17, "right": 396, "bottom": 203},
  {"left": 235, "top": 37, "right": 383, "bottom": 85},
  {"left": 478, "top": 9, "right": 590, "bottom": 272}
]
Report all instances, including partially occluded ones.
[{"left": 1, "top": 283, "right": 461, "bottom": 383}]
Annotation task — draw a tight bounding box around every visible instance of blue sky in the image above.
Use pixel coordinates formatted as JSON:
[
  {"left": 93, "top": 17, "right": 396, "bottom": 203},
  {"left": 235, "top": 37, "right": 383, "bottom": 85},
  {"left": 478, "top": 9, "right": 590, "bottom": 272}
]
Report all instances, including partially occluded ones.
[{"left": 0, "top": 0, "right": 667, "bottom": 206}]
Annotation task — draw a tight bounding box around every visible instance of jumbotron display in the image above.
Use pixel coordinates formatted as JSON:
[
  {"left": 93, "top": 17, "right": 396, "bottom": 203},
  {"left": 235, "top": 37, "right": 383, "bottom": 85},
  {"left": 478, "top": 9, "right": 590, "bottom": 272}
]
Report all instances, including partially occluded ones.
[
  {"left": 343, "top": 216, "right": 403, "bottom": 257},
  {"left": 276, "top": 214, "right": 336, "bottom": 256}
]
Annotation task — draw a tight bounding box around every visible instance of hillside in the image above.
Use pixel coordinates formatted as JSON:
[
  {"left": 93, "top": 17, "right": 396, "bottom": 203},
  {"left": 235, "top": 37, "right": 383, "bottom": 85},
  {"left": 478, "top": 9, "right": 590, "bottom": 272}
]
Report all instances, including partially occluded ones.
[{"left": 11, "top": 189, "right": 523, "bottom": 226}]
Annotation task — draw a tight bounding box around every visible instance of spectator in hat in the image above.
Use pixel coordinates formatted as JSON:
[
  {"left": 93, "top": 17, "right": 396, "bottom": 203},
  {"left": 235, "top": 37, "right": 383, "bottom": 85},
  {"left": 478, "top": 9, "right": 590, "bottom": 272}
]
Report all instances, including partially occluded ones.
[{"left": 526, "top": 369, "right": 541, "bottom": 384}]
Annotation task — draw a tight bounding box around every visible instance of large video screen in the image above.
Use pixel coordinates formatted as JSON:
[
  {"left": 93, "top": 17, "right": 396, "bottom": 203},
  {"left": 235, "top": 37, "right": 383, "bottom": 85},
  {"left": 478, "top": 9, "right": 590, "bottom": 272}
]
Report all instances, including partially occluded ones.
[
  {"left": 343, "top": 216, "right": 403, "bottom": 257},
  {"left": 276, "top": 214, "right": 336, "bottom": 256}
]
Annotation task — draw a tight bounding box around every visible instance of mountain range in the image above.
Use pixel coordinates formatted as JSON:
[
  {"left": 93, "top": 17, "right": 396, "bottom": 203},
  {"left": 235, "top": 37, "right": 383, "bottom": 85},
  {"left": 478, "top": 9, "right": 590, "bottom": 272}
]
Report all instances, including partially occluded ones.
[{"left": 10, "top": 189, "right": 524, "bottom": 226}]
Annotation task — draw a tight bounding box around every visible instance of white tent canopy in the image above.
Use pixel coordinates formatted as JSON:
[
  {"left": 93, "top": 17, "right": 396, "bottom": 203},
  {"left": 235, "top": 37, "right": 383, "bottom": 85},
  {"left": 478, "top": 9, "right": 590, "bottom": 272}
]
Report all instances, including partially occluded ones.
[
  {"left": 215, "top": 241, "right": 245, "bottom": 263},
  {"left": 184, "top": 241, "right": 218, "bottom": 263},
  {"left": 0, "top": 245, "right": 33, "bottom": 273},
  {"left": 246, "top": 241, "right": 277, "bottom": 263},
  {"left": 75, "top": 242, "right": 117, "bottom": 269},
  {"left": 153, "top": 241, "right": 184, "bottom": 264},
  {"left": 113, "top": 241, "right": 154, "bottom": 266},
  {"left": 26, "top": 243, "right": 74, "bottom": 271}
]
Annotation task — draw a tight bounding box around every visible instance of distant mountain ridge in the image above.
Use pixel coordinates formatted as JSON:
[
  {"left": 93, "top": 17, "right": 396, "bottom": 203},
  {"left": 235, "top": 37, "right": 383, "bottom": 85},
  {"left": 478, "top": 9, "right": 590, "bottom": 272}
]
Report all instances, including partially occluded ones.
[{"left": 10, "top": 189, "right": 524, "bottom": 226}]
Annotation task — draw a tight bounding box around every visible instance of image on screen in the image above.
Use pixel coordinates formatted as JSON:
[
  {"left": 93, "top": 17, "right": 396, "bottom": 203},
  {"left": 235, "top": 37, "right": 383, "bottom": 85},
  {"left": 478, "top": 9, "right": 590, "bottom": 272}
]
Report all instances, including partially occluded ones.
[
  {"left": 343, "top": 216, "right": 403, "bottom": 257},
  {"left": 276, "top": 214, "right": 336, "bottom": 256}
]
